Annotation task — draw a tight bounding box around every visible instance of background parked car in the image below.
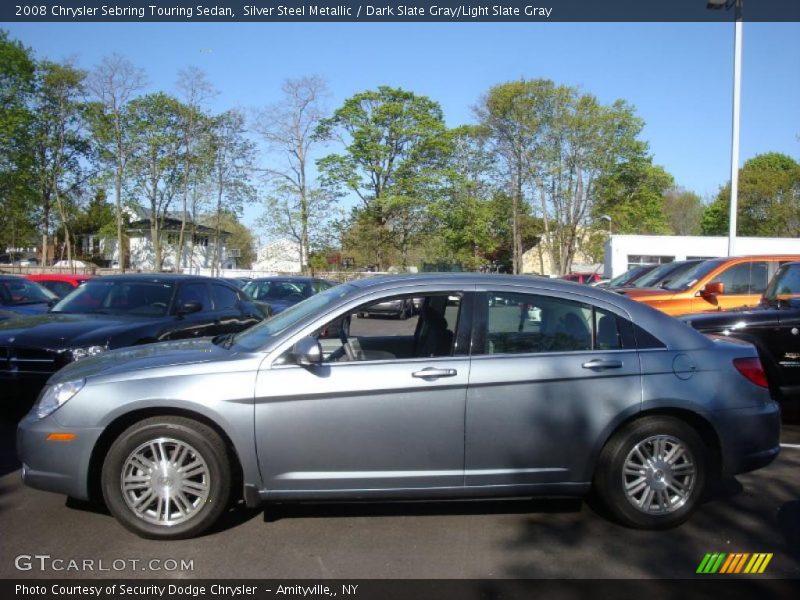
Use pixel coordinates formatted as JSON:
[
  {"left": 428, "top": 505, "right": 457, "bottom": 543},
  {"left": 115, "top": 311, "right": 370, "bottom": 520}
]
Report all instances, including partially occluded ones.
[
  {"left": 0, "top": 275, "right": 57, "bottom": 316},
  {"left": 25, "top": 274, "right": 94, "bottom": 298},
  {"left": 0, "top": 274, "right": 265, "bottom": 402},
  {"left": 682, "top": 261, "right": 800, "bottom": 420},
  {"left": 242, "top": 277, "right": 333, "bottom": 314},
  {"left": 625, "top": 255, "right": 800, "bottom": 316}
]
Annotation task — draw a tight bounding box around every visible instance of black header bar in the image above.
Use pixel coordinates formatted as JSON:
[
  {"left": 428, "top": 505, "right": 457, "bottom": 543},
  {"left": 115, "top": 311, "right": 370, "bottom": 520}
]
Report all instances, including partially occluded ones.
[{"left": 3, "top": 0, "right": 800, "bottom": 23}]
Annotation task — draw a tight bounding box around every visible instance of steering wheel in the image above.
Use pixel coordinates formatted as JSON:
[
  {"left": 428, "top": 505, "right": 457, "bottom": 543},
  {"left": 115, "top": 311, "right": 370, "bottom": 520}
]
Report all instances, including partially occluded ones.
[
  {"left": 150, "top": 302, "right": 167, "bottom": 309},
  {"left": 285, "top": 293, "right": 306, "bottom": 303}
]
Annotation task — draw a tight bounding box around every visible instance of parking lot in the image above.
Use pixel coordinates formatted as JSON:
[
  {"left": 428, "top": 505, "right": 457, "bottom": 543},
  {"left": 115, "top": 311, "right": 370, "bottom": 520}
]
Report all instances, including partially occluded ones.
[{"left": 1, "top": 365, "right": 799, "bottom": 579}]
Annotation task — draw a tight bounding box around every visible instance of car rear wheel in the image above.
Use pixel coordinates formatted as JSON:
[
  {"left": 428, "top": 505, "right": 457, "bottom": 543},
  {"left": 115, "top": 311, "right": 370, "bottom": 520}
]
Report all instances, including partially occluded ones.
[
  {"left": 101, "top": 416, "right": 231, "bottom": 539},
  {"left": 592, "top": 416, "right": 706, "bottom": 529}
]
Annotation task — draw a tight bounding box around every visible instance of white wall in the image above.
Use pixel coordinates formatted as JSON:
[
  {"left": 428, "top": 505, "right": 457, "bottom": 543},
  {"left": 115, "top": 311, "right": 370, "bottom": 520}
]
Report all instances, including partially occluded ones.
[{"left": 603, "top": 235, "right": 800, "bottom": 277}]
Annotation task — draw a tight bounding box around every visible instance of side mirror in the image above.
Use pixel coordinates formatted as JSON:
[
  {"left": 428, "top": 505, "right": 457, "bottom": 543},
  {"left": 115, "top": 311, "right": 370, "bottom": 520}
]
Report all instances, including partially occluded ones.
[
  {"left": 177, "top": 301, "right": 202, "bottom": 315},
  {"left": 701, "top": 281, "right": 725, "bottom": 298},
  {"left": 291, "top": 336, "right": 322, "bottom": 366}
]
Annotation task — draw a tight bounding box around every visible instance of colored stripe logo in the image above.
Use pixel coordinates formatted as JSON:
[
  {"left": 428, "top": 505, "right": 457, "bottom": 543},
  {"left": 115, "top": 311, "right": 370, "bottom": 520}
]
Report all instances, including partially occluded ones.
[{"left": 697, "top": 553, "right": 773, "bottom": 574}]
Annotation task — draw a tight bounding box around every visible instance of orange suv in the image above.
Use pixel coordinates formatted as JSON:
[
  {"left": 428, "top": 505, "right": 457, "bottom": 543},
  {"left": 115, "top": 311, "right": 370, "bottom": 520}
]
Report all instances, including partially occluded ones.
[{"left": 625, "top": 255, "right": 800, "bottom": 316}]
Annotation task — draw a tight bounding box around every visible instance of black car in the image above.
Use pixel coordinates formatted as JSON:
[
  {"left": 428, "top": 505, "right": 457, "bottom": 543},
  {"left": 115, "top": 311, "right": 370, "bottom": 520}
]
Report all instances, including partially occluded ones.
[
  {"left": 682, "top": 261, "right": 800, "bottom": 418},
  {"left": 242, "top": 277, "right": 334, "bottom": 314},
  {"left": 0, "top": 274, "right": 266, "bottom": 402}
]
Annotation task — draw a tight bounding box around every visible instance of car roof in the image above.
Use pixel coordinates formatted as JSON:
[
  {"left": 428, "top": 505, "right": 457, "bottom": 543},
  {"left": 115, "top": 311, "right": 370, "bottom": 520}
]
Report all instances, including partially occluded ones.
[{"left": 83, "top": 274, "right": 234, "bottom": 284}]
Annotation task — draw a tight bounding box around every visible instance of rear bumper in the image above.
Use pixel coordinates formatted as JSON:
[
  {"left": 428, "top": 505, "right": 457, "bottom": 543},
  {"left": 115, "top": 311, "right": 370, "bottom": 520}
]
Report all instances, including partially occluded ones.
[
  {"left": 714, "top": 401, "right": 781, "bottom": 477},
  {"left": 16, "top": 411, "right": 102, "bottom": 501}
]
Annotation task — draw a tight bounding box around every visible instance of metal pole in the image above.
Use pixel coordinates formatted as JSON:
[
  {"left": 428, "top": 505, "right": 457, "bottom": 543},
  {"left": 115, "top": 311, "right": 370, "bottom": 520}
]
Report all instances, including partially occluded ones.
[{"left": 728, "top": 0, "right": 743, "bottom": 256}]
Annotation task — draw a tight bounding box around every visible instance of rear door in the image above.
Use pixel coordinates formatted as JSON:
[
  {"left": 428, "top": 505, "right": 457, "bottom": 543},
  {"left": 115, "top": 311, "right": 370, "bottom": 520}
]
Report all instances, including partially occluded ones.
[{"left": 465, "top": 287, "right": 642, "bottom": 487}]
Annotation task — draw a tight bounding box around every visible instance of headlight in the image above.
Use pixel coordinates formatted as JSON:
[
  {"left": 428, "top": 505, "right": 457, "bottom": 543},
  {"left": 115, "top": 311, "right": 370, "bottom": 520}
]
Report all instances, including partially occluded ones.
[
  {"left": 36, "top": 379, "right": 85, "bottom": 420},
  {"left": 69, "top": 345, "right": 107, "bottom": 362}
]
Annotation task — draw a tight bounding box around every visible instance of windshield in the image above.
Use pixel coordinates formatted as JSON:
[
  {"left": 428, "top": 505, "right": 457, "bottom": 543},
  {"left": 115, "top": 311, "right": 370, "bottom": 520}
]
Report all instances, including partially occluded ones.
[
  {"left": 0, "top": 278, "right": 57, "bottom": 305},
  {"left": 243, "top": 279, "right": 312, "bottom": 302},
  {"left": 233, "top": 283, "right": 356, "bottom": 352},
  {"left": 764, "top": 264, "right": 800, "bottom": 306},
  {"left": 631, "top": 261, "right": 699, "bottom": 289},
  {"left": 51, "top": 279, "right": 175, "bottom": 316},
  {"left": 607, "top": 265, "right": 649, "bottom": 288},
  {"left": 662, "top": 259, "right": 726, "bottom": 291}
]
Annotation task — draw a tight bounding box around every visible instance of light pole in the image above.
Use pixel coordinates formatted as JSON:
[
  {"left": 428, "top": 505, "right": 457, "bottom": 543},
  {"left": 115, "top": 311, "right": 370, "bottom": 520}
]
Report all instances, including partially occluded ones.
[{"left": 707, "top": 0, "right": 743, "bottom": 256}]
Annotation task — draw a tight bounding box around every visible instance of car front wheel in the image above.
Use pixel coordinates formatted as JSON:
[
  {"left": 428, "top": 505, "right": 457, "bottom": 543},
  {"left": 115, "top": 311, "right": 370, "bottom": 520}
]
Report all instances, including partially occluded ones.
[
  {"left": 592, "top": 416, "right": 707, "bottom": 529},
  {"left": 101, "top": 416, "right": 231, "bottom": 539}
]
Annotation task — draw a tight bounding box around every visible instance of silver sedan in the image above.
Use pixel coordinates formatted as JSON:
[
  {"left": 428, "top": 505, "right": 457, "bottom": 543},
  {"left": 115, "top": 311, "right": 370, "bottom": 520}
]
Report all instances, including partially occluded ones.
[{"left": 17, "top": 274, "right": 780, "bottom": 539}]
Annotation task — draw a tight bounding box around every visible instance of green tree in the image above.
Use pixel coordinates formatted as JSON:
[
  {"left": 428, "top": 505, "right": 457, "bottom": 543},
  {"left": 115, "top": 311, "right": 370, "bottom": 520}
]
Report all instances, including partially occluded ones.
[
  {"left": 475, "top": 79, "right": 555, "bottom": 273},
  {"left": 428, "top": 126, "right": 502, "bottom": 269},
  {"left": 125, "top": 92, "right": 185, "bottom": 271},
  {"left": 0, "top": 31, "right": 37, "bottom": 254},
  {"left": 477, "top": 79, "right": 646, "bottom": 275},
  {"left": 316, "top": 86, "right": 451, "bottom": 269},
  {"left": 701, "top": 153, "right": 800, "bottom": 236},
  {"left": 593, "top": 157, "right": 674, "bottom": 234},
  {"left": 663, "top": 188, "right": 704, "bottom": 235},
  {"left": 30, "top": 60, "right": 91, "bottom": 270},
  {"left": 71, "top": 189, "right": 116, "bottom": 263}
]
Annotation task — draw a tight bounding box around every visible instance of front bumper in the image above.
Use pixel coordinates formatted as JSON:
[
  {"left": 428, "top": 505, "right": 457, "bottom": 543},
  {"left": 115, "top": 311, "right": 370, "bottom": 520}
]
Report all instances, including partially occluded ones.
[
  {"left": 16, "top": 410, "right": 103, "bottom": 501},
  {"left": 714, "top": 401, "right": 781, "bottom": 477}
]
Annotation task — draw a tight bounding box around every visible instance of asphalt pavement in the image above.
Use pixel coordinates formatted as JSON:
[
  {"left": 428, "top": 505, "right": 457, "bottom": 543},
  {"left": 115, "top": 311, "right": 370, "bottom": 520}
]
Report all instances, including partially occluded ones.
[{"left": 1, "top": 411, "right": 799, "bottom": 579}]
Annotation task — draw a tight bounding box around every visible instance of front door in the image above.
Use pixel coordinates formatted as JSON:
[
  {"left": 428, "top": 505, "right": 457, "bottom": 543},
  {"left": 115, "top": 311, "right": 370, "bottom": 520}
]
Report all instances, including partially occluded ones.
[{"left": 254, "top": 290, "right": 470, "bottom": 496}]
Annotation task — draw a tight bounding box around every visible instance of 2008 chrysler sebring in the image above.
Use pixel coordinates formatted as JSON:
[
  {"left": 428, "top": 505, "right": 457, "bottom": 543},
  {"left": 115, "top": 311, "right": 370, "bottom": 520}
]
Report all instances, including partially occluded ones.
[{"left": 17, "top": 274, "right": 780, "bottom": 539}]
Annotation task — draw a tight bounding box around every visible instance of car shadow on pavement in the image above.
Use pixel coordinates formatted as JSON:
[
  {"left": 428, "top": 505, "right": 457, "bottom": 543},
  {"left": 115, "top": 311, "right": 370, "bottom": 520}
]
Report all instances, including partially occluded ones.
[
  {"left": 64, "top": 496, "right": 264, "bottom": 537},
  {"left": 261, "top": 497, "right": 584, "bottom": 522}
]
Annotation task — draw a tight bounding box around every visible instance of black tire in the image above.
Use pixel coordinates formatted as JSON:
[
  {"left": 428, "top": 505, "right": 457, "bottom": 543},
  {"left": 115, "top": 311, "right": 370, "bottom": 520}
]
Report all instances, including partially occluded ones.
[
  {"left": 592, "top": 416, "right": 707, "bottom": 529},
  {"left": 101, "top": 416, "right": 231, "bottom": 540}
]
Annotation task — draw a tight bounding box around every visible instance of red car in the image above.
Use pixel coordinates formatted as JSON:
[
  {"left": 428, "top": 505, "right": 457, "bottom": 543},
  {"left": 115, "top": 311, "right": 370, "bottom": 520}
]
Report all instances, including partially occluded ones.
[
  {"left": 561, "top": 272, "right": 602, "bottom": 285},
  {"left": 25, "top": 274, "right": 94, "bottom": 299}
]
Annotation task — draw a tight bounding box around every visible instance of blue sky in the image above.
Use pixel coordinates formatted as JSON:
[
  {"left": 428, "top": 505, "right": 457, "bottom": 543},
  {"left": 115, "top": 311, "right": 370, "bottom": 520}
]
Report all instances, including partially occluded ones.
[{"left": 4, "top": 22, "right": 800, "bottom": 233}]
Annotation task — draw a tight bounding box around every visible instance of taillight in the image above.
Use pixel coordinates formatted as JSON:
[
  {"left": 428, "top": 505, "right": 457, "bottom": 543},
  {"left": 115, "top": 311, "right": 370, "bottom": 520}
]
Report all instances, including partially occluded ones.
[{"left": 733, "top": 357, "right": 769, "bottom": 388}]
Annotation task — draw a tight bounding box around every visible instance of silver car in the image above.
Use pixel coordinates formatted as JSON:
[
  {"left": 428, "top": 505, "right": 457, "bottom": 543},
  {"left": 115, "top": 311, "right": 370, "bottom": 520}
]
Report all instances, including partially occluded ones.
[{"left": 17, "top": 274, "right": 780, "bottom": 539}]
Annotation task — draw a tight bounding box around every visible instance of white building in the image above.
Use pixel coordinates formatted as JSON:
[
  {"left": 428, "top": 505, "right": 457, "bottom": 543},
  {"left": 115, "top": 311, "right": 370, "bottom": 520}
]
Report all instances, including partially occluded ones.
[
  {"left": 253, "top": 239, "right": 302, "bottom": 273},
  {"left": 604, "top": 235, "right": 800, "bottom": 278}
]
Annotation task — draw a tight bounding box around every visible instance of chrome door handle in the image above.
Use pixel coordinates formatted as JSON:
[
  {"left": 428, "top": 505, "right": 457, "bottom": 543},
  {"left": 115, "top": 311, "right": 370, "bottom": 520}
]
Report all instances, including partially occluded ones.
[
  {"left": 582, "top": 359, "right": 623, "bottom": 370},
  {"left": 412, "top": 367, "right": 457, "bottom": 379}
]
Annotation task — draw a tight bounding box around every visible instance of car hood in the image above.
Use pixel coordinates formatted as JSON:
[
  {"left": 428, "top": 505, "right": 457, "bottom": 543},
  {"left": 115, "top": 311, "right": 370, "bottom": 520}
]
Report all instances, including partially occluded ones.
[
  {"left": 50, "top": 338, "right": 229, "bottom": 385},
  {"left": 0, "top": 312, "right": 156, "bottom": 349},
  {"left": 1, "top": 302, "right": 51, "bottom": 316}
]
